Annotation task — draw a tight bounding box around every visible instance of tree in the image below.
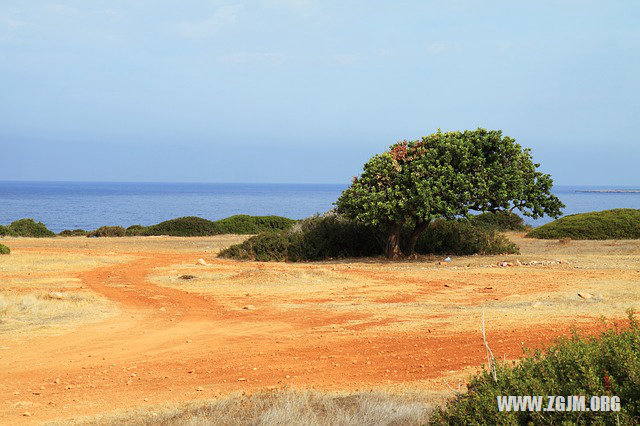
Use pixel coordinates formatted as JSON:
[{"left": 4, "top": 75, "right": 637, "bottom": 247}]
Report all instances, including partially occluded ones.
[{"left": 336, "top": 129, "right": 564, "bottom": 259}]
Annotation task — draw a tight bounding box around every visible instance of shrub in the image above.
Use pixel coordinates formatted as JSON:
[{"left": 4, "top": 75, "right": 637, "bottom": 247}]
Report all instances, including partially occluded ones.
[
  {"left": 59, "top": 229, "right": 89, "bottom": 237},
  {"left": 221, "top": 231, "right": 293, "bottom": 261},
  {"left": 527, "top": 209, "right": 640, "bottom": 240},
  {"left": 434, "top": 311, "right": 640, "bottom": 425},
  {"left": 87, "top": 226, "right": 126, "bottom": 237},
  {"left": 5, "top": 218, "right": 55, "bottom": 237},
  {"left": 220, "top": 215, "right": 518, "bottom": 261},
  {"left": 0, "top": 244, "right": 10, "bottom": 255},
  {"left": 141, "top": 216, "right": 222, "bottom": 236},
  {"left": 470, "top": 212, "right": 528, "bottom": 231},
  {"left": 125, "top": 225, "right": 146, "bottom": 236},
  {"left": 219, "top": 215, "right": 381, "bottom": 262},
  {"left": 214, "top": 215, "right": 296, "bottom": 234},
  {"left": 414, "top": 219, "right": 520, "bottom": 256},
  {"left": 0, "top": 225, "right": 8, "bottom": 236}
]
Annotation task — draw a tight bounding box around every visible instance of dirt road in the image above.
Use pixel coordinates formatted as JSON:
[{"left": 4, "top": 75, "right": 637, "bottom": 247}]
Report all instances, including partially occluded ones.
[{"left": 0, "top": 235, "right": 638, "bottom": 423}]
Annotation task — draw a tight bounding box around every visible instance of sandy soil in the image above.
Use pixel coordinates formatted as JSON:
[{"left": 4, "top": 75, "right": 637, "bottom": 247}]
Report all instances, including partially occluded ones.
[{"left": 0, "top": 234, "right": 638, "bottom": 424}]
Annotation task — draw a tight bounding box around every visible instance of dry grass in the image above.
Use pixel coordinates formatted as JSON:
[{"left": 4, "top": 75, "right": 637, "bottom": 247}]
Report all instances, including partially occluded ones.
[
  {"left": 0, "top": 251, "right": 130, "bottom": 275},
  {"left": 0, "top": 291, "right": 117, "bottom": 335},
  {"left": 60, "top": 389, "right": 436, "bottom": 426}
]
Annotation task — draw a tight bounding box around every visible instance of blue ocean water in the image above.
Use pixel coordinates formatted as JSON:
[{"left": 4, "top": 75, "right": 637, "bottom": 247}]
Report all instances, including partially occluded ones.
[{"left": 0, "top": 181, "right": 639, "bottom": 233}]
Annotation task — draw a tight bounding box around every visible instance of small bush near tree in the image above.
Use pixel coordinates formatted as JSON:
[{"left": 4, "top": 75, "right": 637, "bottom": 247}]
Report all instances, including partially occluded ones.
[
  {"left": 414, "top": 219, "right": 519, "bottom": 256},
  {"left": 470, "top": 212, "right": 528, "bottom": 231},
  {"left": 0, "top": 225, "right": 9, "bottom": 236},
  {"left": 87, "top": 226, "right": 126, "bottom": 237},
  {"left": 434, "top": 311, "right": 640, "bottom": 425},
  {"left": 59, "top": 229, "right": 89, "bottom": 237},
  {"left": 0, "top": 243, "right": 10, "bottom": 254},
  {"left": 4, "top": 218, "right": 56, "bottom": 237},
  {"left": 527, "top": 209, "right": 640, "bottom": 240}
]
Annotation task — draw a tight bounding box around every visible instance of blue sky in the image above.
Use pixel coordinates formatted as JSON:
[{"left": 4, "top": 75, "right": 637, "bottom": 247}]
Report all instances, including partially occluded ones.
[{"left": 1, "top": 1, "right": 638, "bottom": 185}]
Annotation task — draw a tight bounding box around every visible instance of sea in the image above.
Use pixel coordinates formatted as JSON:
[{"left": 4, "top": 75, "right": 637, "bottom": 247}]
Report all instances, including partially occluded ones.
[{"left": 1, "top": 181, "right": 639, "bottom": 233}]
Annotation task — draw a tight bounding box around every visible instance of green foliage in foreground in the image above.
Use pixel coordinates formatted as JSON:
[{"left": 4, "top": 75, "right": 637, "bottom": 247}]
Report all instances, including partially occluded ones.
[
  {"left": 434, "top": 311, "right": 640, "bottom": 425},
  {"left": 59, "top": 229, "right": 89, "bottom": 237},
  {"left": 0, "top": 243, "right": 10, "bottom": 255},
  {"left": 219, "top": 215, "right": 518, "bottom": 262},
  {"left": 527, "top": 209, "right": 640, "bottom": 240},
  {"left": 87, "top": 226, "right": 126, "bottom": 237},
  {"left": 470, "top": 212, "right": 528, "bottom": 231},
  {"left": 0, "top": 219, "right": 56, "bottom": 237}
]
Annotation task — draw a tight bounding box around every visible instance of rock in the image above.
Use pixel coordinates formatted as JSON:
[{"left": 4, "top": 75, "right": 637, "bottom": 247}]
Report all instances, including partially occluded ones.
[
  {"left": 578, "top": 292, "right": 592, "bottom": 299},
  {"left": 159, "top": 307, "right": 166, "bottom": 312},
  {"left": 516, "top": 259, "right": 522, "bottom": 266},
  {"left": 196, "top": 386, "right": 204, "bottom": 391},
  {"left": 22, "top": 412, "right": 31, "bottom": 417},
  {"left": 179, "top": 275, "right": 196, "bottom": 280},
  {"left": 444, "top": 257, "right": 452, "bottom": 262},
  {"left": 438, "top": 261, "right": 449, "bottom": 266},
  {"left": 238, "top": 377, "right": 246, "bottom": 381},
  {"left": 499, "top": 261, "right": 509, "bottom": 267},
  {"left": 242, "top": 305, "right": 255, "bottom": 310},
  {"left": 197, "top": 258, "right": 208, "bottom": 266},
  {"left": 54, "top": 378, "right": 60, "bottom": 384},
  {"left": 47, "top": 292, "right": 64, "bottom": 300}
]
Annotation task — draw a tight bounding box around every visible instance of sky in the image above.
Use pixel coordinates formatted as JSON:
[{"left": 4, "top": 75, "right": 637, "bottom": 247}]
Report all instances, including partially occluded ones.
[{"left": 1, "top": 1, "right": 639, "bottom": 185}]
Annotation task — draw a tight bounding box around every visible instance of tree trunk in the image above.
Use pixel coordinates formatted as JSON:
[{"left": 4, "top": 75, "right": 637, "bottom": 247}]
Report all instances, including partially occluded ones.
[
  {"left": 384, "top": 222, "right": 403, "bottom": 259},
  {"left": 405, "top": 219, "right": 430, "bottom": 257}
]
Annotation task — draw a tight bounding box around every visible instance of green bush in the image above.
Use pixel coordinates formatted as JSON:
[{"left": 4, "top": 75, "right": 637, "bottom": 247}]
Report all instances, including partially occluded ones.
[
  {"left": 0, "top": 243, "right": 10, "bottom": 255},
  {"left": 125, "top": 225, "right": 147, "bottom": 236},
  {"left": 140, "top": 215, "right": 295, "bottom": 237},
  {"left": 87, "top": 226, "right": 126, "bottom": 237},
  {"left": 0, "top": 225, "right": 9, "bottom": 236},
  {"left": 59, "top": 229, "right": 89, "bottom": 237},
  {"left": 220, "top": 215, "right": 518, "bottom": 262},
  {"left": 414, "top": 219, "right": 520, "bottom": 256},
  {"left": 4, "top": 219, "right": 56, "bottom": 237},
  {"left": 527, "top": 209, "right": 640, "bottom": 240},
  {"left": 470, "top": 212, "right": 528, "bottom": 231},
  {"left": 434, "top": 311, "right": 640, "bottom": 425},
  {"left": 221, "top": 231, "right": 293, "bottom": 261},
  {"left": 141, "top": 216, "right": 221, "bottom": 236},
  {"left": 219, "top": 215, "right": 381, "bottom": 262},
  {"left": 214, "top": 215, "right": 296, "bottom": 234}
]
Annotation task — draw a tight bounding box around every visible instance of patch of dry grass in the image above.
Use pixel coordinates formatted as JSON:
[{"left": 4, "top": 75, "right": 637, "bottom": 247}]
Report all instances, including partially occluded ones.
[
  {"left": 61, "top": 389, "right": 436, "bottom": 425},
  {"left": 0, "top": 291, "right": 117, "bottom": 335},
  {"left": 0, "top": 252, "right": 130, "bottom": 275}
]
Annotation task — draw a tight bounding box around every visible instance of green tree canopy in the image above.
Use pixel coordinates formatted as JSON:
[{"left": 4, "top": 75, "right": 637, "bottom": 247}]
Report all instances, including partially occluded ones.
[{"left": 336, "top": 129, "right": 564, "bottom": 259}]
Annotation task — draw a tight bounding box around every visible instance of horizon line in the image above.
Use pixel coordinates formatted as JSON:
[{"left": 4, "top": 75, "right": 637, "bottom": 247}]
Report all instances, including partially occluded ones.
[{"left": 0, "top": 179, "right": 639, "bottom": 188}]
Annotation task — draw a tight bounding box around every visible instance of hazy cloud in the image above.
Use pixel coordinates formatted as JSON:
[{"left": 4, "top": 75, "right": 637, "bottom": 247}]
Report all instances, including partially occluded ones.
[
  {"left": 176, "top": 5, "right": 241, "bottom": 38},
  {"left": 218, "top": 51, "right": 286, "bottom": 66}
]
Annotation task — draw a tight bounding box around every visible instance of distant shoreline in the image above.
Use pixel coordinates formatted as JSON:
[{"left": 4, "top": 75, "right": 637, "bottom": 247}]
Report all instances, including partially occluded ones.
[{"left": 576, "top": 190, "right": 640, "bottom": 193}]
